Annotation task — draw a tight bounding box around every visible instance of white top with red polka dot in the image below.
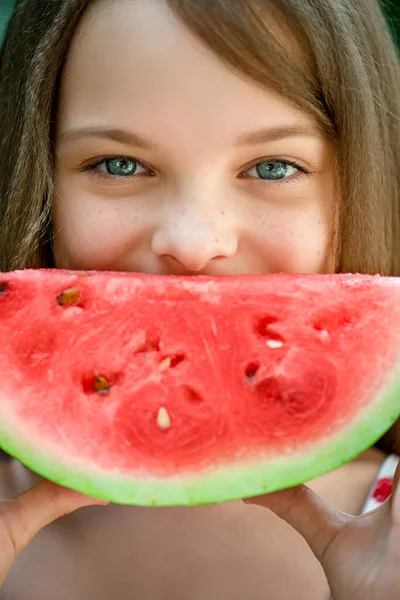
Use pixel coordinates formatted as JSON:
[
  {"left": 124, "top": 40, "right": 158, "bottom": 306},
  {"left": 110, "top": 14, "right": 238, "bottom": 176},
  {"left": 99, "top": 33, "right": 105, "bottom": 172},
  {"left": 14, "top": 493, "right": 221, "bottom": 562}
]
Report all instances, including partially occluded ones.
[{"left": 361, "top": 453, "right": 399, "bottom": 513}]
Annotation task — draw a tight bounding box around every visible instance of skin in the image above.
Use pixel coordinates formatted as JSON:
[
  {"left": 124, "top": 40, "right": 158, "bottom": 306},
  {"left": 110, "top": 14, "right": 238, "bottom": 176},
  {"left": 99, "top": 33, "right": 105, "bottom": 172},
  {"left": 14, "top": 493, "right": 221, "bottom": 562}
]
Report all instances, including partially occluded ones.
[{"left": 1, "top": 1, "right": 399, "bottom": 598}]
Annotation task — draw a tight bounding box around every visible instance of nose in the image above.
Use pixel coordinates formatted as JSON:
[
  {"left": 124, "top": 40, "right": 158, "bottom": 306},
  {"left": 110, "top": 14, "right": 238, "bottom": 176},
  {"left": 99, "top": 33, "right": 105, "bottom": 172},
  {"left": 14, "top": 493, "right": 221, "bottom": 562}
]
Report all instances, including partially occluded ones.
[{"left": 151, "top": 185, "right": 238, "bottom": 273}]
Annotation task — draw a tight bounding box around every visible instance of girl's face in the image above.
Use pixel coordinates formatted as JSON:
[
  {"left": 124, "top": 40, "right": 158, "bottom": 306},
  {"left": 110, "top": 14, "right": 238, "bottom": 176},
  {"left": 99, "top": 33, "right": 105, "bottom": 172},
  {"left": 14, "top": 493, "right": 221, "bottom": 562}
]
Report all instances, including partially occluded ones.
[{"left": 53, "top": 0, "right": 337, "bottom": 276}]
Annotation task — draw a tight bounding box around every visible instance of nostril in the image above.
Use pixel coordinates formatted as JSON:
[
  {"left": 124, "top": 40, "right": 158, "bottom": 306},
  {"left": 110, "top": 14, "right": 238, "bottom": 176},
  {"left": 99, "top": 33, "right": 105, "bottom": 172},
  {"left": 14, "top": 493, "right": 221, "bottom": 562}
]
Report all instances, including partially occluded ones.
[{"left": 159, "top": 254, "right": 208, "bottom": 275}]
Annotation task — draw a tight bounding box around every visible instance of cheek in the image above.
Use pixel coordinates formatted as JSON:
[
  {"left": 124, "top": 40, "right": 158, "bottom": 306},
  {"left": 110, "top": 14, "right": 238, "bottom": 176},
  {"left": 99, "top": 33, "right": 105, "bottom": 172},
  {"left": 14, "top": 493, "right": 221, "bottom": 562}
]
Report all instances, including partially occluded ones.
[
  {"left": 255, "top": 207, "right": 334, "bottom": 274},
  {"left": 52, "top": 187, "right": 145, "bottom": 269}
]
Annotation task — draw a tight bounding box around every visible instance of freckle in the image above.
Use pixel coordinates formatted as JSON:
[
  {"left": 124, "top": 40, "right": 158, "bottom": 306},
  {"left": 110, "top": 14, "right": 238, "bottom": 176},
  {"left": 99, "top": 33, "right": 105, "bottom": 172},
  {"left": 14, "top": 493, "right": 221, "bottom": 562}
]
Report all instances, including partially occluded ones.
[{"left": 221, "top": 212, "right": 225, "bottom": 215}]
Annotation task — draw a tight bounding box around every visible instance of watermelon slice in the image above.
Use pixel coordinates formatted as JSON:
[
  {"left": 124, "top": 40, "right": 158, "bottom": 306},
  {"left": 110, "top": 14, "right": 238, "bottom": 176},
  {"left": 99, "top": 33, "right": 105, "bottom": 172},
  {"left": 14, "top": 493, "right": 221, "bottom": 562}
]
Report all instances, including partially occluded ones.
[{"left": 0, "top": 269, "right": 399, "bottom": 506}]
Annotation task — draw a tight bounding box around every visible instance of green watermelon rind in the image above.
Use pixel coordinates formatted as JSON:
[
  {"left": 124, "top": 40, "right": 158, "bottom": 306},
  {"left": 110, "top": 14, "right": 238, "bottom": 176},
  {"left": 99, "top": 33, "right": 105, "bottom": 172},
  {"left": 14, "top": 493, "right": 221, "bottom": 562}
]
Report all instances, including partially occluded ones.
[{"left": 0, "top": 367, "right": 399, "bottom": 506}]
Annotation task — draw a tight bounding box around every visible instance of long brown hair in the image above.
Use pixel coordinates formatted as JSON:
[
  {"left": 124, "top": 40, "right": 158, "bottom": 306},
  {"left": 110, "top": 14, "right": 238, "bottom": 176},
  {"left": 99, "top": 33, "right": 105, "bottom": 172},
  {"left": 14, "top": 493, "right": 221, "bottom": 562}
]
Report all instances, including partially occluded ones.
[{"left": 0, "top": 0, "right": 399, "bottom": 453}]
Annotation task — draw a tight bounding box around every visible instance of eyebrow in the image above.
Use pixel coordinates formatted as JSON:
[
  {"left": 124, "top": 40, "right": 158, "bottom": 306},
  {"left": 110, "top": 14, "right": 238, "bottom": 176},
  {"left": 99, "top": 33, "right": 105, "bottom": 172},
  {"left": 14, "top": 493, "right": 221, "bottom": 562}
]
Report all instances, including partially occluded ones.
[
  {"left": 59, "top": 127, "right": 156, "bottom": 150},
  {"left": 58, "top": 124, "right": 320, "bottom": 149},
  {"left": 235, "top": 124, "right": 321, "bottom": 146}
]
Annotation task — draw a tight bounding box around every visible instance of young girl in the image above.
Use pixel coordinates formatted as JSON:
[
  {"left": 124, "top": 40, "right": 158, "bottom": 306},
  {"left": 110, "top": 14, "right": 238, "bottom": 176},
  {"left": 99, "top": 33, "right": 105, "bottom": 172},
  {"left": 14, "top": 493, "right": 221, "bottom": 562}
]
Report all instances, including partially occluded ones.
[{"left": 0, "top": 0, "right": 399, "bottom": 598}]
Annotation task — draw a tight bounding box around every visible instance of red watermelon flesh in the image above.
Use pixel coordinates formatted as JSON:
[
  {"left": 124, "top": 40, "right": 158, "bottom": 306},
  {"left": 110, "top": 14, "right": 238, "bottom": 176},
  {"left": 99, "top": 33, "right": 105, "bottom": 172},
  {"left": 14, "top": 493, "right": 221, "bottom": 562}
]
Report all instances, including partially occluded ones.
[{"left": 0, "top": 269, "right": 399, "bottom": 506}]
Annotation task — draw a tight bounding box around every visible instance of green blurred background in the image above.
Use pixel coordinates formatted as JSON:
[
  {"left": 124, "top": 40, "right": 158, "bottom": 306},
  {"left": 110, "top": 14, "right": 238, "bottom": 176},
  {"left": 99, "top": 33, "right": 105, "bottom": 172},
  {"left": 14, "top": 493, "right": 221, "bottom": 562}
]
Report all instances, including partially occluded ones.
[
  {"left": 0, "top": 0, "right": 400, "bottom": 54},
  {"left": 0, "top": 0, "right": 14, "bottom": 47}
]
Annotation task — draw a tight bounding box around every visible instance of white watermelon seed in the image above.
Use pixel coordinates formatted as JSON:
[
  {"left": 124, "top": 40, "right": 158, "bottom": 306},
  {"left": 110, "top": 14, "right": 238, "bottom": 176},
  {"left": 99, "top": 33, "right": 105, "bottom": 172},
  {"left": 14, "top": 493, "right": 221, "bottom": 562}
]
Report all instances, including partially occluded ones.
[
  {"left": 159, "top": 355, "right": 185, "bottom": 371},
  {"left": 266, "top": 340, "right": 283, "bottom": 349},
  {"left": 157, "top": 407, "right": 172, "bottom": 430},
  {"left": 159, "top": 358, "right": 172, "bottom": 371},
  {"left": 320, "top": 329, "right": 330, "bottom": 342}
]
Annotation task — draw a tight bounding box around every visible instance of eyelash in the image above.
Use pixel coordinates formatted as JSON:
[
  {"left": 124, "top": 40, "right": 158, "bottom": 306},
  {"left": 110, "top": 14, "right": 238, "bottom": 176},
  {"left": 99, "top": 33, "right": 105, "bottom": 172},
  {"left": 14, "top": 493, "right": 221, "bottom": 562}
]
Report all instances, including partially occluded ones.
[{"left": 80, "top": 155, "right": 312, "bottom": 186}]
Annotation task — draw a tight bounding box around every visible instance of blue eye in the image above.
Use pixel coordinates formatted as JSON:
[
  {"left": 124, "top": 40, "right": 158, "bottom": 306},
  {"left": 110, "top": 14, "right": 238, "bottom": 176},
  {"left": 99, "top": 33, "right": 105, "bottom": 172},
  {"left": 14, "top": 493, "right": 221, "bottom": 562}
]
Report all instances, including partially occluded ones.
[
  {"left": 83, "top": 156, "right": 151, "bottom": 180},
  {"left": 81, "top": 155, "right": 310, "bottom": 185},
  {"left": 244, "top": 159, "right": 305, "bottom": 182}
]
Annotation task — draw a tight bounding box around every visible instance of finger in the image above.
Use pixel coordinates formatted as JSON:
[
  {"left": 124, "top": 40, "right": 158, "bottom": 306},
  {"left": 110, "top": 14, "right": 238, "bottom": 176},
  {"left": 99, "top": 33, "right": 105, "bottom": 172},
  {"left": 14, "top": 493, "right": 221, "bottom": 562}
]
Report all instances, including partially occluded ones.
[
  {"left": 1, "top": 479, "right": 108, "bottom": 557},
  {"left": 244, "top": 484, "right": 348, "bottom": 564}
]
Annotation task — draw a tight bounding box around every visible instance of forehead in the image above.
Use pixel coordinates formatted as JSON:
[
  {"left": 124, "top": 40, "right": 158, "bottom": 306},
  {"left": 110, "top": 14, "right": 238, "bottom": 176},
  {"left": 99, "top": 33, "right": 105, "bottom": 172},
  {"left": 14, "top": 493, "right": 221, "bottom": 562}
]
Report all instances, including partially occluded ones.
[{"left": 56, "top": 0, "right": 318, "bottom": 148}]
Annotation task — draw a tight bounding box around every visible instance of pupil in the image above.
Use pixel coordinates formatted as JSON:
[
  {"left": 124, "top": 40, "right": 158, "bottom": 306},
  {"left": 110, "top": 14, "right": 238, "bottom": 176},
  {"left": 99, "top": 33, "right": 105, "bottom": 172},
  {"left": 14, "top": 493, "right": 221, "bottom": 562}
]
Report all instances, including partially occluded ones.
[
  {"left": 256, "top": 161, "right": 286, "bottom": 180},
  {"left": 108, "top": 158, "right": 136, "bottom": 176}
]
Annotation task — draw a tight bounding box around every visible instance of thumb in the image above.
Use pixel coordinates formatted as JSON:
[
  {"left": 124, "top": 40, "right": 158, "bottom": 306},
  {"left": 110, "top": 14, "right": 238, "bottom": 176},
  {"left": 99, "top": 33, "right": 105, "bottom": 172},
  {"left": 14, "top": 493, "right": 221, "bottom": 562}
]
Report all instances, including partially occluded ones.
[
  {"left": 244, "top": 484, "right": 346, "bottom": 563},
  {"left": 1, "top": 479, "right": 108, "bottom": 558}
]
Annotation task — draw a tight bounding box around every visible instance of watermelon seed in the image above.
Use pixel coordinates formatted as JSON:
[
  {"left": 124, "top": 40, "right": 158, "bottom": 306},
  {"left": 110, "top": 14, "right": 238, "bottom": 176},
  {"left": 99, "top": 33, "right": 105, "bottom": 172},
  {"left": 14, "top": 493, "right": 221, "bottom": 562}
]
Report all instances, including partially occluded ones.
[
  {"left": 266, "top": 340, "right": 283, "bottom": 349},
  {"left": 94, "top": 376, "right": 111, "bottom": 395},
  {"left": 245, "top": 362, "right": 259, "bottom": 381},
  {"left": 320, "top": 329, "right": 330, "bottom": 342},
  {"left": 159, "top": 358, "right": 172, "bottom": 371},
  {"left": 0, "top": 282, "right": 8, "bottom": 295},
  {"left": 159, "top": 354, "right": 186, "bottom": 371},
  {"left": 82, "top": 373, "right": 121, "bottom": 395},
  {"left": 57, "top": 288, "right": 80, "bottom": 306},
  {"left": 157, "top": 407, "right": 172, "bottom": 430}
]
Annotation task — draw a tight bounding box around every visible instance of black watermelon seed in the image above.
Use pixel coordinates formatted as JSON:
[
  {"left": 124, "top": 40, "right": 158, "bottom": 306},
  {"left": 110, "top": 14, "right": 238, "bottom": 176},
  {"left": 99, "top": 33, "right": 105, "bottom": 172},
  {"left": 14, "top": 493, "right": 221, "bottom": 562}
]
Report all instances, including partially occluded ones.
[
  {"left": 94, "top": 376, "right": 111, "bottom": 394},
  {"left": 57, "top": 288, "right": 80, "bottom": 306}
]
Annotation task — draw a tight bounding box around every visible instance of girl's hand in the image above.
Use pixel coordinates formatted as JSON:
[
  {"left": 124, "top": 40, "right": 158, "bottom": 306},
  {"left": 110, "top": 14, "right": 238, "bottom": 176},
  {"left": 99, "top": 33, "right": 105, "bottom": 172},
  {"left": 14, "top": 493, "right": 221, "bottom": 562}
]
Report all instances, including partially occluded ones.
[
  {"left": 0, "top": 479, "right": 108, "bottom": 587},
  {"left": 245, "top": 461, "right": 400, "bottom": 600}
]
